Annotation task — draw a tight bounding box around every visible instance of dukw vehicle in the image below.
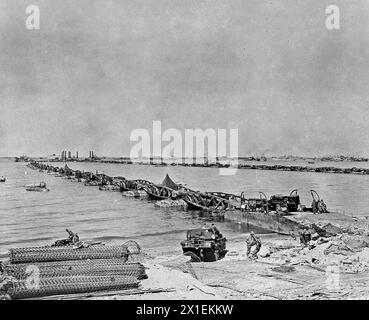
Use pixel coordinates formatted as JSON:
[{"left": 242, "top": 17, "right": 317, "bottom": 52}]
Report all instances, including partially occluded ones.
[{"left": 181, "top": 226, "right": 227, "bottom": 262}]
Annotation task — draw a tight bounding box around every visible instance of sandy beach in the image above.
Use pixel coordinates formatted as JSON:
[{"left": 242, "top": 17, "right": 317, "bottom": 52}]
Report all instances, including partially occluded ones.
[{"left": 85, "top": 233, "right": 369, "bottom": 300}]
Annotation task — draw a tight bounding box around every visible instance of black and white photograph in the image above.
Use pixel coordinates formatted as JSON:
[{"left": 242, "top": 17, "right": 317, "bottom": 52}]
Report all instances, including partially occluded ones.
[{"left": 1, "top": 0, "right": 369, "bottom": 306}]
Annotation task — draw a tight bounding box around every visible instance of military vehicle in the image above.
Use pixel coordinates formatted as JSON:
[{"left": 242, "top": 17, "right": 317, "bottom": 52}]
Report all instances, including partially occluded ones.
[
  {"left": 180, "top": 227, "right": 227, "bottom": 262},
  {"left": 268, "top": 189, "right": 301, "bottom": 212}
]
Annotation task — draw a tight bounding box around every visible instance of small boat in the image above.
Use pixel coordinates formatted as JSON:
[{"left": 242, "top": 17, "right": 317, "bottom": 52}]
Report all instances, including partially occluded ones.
[
  {"left": 0, "top": 176, "right": 6, "bottom": 182},
  {"left": 25, "top": 182, "right": 49, "bottom": 192}
]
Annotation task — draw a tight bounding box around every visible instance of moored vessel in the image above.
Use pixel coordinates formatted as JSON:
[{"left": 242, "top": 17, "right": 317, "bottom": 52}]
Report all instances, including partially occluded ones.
[{"left": 25, "top": 182, "right": 49, "bottom": 192}]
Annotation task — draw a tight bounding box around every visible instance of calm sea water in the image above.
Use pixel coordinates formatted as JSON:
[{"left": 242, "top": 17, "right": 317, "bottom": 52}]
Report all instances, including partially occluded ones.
[{"left": 1, "top": 159, "right": 369, "bottom": 255}]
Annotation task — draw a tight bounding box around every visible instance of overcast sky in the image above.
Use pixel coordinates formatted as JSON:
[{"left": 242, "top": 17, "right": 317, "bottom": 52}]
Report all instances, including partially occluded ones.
[{"left": 1, "top": 0, "right": 369, "bottom": 157}]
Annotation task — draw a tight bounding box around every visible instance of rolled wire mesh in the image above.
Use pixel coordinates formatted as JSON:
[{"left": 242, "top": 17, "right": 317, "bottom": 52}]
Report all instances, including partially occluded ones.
[
  {"left": 9, "top": 245, "right": 129, "bottom": 264},
  {"left": 10, "top": 245, "right": 127, "bottom": 255},
  {"left": 123, "top": 240, "right": 145, "bottom": 263},
  {"left": 4, "top": 261, "right": 147, "bottom": 280},
  {"left": 3, "top": 275, "right": 139, "bottom": 300},
  {"left": 127, "top": 254, "right": 145, "bottom": 263},
  {"left": 3, "top": 242, "right": 147, "bottom": 299},
  {"left": 10, "top": 246, "right": 50, "bottom": 253},
  {"left": 123, "top": 240, "right": 141, "bottom": 255},
  {"left": 4, "top": 258, "right": 129, "bottom": 271}
]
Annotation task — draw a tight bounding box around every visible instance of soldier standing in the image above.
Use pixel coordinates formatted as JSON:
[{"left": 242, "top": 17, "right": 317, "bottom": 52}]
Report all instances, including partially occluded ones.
[
  {"left": 66, "top": 229, "right": 79, "bottom": 244},
  {"left": 211, "top": 223, "right": 221, "bottom": 238},
  {"left": 245, "top": 231, "right": 262, "bottom": 259}
]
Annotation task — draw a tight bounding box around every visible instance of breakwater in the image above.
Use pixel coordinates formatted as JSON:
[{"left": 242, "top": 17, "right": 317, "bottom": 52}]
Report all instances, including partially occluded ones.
[{"left": 31, "top": 158, "right": 369, "bottom": 176}]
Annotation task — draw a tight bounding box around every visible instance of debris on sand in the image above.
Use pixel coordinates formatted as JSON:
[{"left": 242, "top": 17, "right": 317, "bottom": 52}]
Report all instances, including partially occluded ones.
[
  {"left": 140, "top": 263, "right": 223, "bottom": 299},
  {"left": 267, "top": 233, "right": 369, "bottom": 273},
  {"left": 258, "top": 246, "right": 271, "bottom": 258}
]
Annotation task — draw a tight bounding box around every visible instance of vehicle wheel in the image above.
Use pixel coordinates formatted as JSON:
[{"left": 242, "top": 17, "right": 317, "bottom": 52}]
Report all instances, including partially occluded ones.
[
  {"left": 219, "top": 250, "right": 228, "bottom": 259},
  {"left": 202, "top": 249, "right": 217, "bottom": 262},
  {"left": 184, "top": 251, "right": 201, "bottom": 262}
]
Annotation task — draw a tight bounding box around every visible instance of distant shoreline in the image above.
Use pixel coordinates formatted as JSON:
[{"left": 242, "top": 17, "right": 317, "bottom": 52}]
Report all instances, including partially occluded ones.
[
  {"left": 14, "top": 156, "right": 369, "bottom": 176},
  {"left": 11, "top": 154, "right": 369, "bottom": 162}
]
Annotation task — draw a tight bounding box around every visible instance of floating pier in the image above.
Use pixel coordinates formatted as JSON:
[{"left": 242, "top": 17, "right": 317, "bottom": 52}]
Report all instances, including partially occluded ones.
[{"left": 24, "top": 161, "right": 368, "bottom": 236}]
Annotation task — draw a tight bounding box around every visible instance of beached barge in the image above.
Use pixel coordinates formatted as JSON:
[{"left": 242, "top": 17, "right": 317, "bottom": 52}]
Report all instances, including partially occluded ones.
[{"left": 222, "top": 210, "right": 354, "bottom": 235}]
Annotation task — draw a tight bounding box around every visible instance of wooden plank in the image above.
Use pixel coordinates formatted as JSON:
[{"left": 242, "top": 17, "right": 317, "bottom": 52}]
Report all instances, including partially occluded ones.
[{"left": 23, "top": 288, "right": 176, "bottom": 300}]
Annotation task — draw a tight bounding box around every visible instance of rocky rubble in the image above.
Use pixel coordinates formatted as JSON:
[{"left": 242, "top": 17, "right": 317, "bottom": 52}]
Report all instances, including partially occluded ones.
[{"left": 267, "top": 233, "right": 369, "bottom": 273}]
